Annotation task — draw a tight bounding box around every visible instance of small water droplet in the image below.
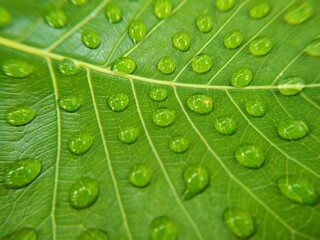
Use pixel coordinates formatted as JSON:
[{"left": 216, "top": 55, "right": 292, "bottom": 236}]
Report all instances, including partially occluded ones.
[
  {"left": 278, "top": 175, "right": 318, "bottom": 205},
  {"left": 111, "top": 57, "right": 136, "bottom": 74},
  {"left": 129, "top": 19, "right": 147, "bottom": 44},
  {"left": 6, "top": 105, "right": 36, "bottom": 126},
  {"left": 231, "top": 68, "right": 253, "bottom": 87},
  {"left": 150, "top": 216, "right": 178, "bottom": 240},
  {"left": 149, "top": 87, "right": 168, "bottom": 102},
  {"left": 107, "top": 93, "right": 129, "bottom": 112},
  {"left": 235, "top": 144, "right": 265, "bottom": 169},
  {"left": 157, "top": 56, "right": 176, "bottom": 75},
  {"left": 5, "top": 159, "right": 42, "bottom": 189},
  {"left": 118, "top": 126, "right": 139, "bottom": 144},
  {"left": 214, "top": 117, "right": 236, "bottom": 135},
  {"left": 215, "top": 0, "right": 236, "bottom": 12},
  {"left": 2, "top": 60, "right": 34, "bottom": 78},
  {"left": 0, "top": 6, "right": 12, "bottom": 28},
  {"left": 249, "top": 1, "right": 271, "bottom": 19},
  {"left": 152, "top": 108, "right": 175, "bottom": 127},
  {"left": 154, "top": 0, "right": 172, "bottom": 20},
  {"left": 58, "top": 59, "right": 79, "bottom": 76},
  {"left": 81, "top": 30, "right": 100, "bottom": 49},
  {"left": 187, "top": 94, "right": 213, "bottom": 114},
  {"left": 196, "top": 13, "right": 214, "bottom": 33},
  {"left": 169, "top": 136, "right": 189, "bottom": 153},
  {"left": 70, "top": 177, "right": 99, "bottom": 209},
  {"left": 44, "top": 9, "right": 67, "bottom": 28},
  {"left": 128, "top": 164, "right": 152, "bottom": 188},
  {"left": 245, "top": 100, "right": 266, "bottom": 117},
  {"left": 277, "top": 119, "right": 309, "bottom": 140},
  {"left": 284, "top": 0, "right": 314, "bottom": 25},
  {"left": 172, "top": 32, "right": 191, "bottom": 51},
  {"left": 105, "top": 2, "right": 122, "bottom": 23},
  {"left": 3, "top": 228, "right": 37, "bottom": 240},
  {"left": 306, "top": 39, "right": 320, "bottom": 57},
  {"left": 192, "top": 54, "right": 213, "bottom": 74},
  {"left": 224, "top": 30, "right": 243, "bottom": 49},
  {"left": 68, "top": 132, "right": 93, "bottom": 155},
  {"left": 78, "top": 229, "right": 109, "bottom": 240},
  {"left": 223, "top": 208, "right": 255, "bottom": 239},
  {"left": 70, "top": 0, "right": 89, "bottom": 6},
  {"left": 249, "top": 37, "right": 273, "bottom": 56},
  {"left": 278, "top": 77, "right": 305, "bottom": 96},
  {"left": 58, "top": 96, "right": 81, "bottom": 112},
  {"left": 183, "top": 165, "right": 209, "bottom": 200}
]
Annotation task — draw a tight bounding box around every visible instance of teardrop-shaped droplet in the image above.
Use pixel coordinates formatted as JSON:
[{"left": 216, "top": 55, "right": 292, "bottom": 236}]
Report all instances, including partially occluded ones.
[
  {"left": 223, "top": 208, "right": 255, "bottom": 239},
  {"left": 111, "top": 57, "right": 136, "bottom": 74},
  {"left": 183, "top": 165, "right": 209, "bottom": 200},
  {"left": 192, "top": 54, "right": 213, "bottom": 74},
  {"left": 245, "top": 100, "right": 266, "bottom": 117},
  {"left": 58, "top": 96, "right": 81, "bottom": 112},
  {"left": 105, "top": 2, "right": 122, "bottom": 23},
  {"left": 70, "top": 0, "right": 89, "bottom": 7},
  {"left": 78, "top": 229, "right": 109, "bottom": 240},
  {"left": 278, "top": 77, "right": 305, "bottom": 96},
  {"left": 231, "top": 68, "right": 253, "bottom": 87},
  {"left": 187, "top": 94, "right": 213, "bottom": 114},
  {"left": 150, "top": 87, "right": 168, "bottom": 102},
  {"left": 249, "top": 37, "right": 273, "bottom": 56},
  {"left": 5, "top": 159, "right": 42, "bottom": 189},
  {"left": 81, "top": 30, "right": 100, "bottom": 49},
  {"left": 172, "top": 32, "right": 190, "bottom": 51},
  {"left": 44, "top": 9, "right": 67, "bottom": 28},
  {"left": 128, "top": 164, "right": 152, "bottom": 188},
  {"left": 107, "top": 93, "right": 129, "bottom": 112},
  {"left": 150, "top": 216, "right": 178, "bottom": 240},
  {"left": 6, "top": 105, "right": 36, "bottom": 126},
  {"left": 284, "top": 0, "right": 314, "bottom": 25},
  {"left": 154, "top": 0, "right": 172, "bottom": 20},
  {"left": 68, "top": 132, "right": 93, "bottom": 155},
  {"left": 0, "top": 6, "right": 12, "bottom": 28},
  {"left": 58, "top": 59, "right": 78, "bottom": 76},
  {"left": 157, "top": 56, "right": 176, "bottom": 74},
  {"left": 169, "top": 136, "right": 189, "bottom": 153},
  {"left": 224, "top": 30, "right": 243, "bottom": 49},
  {"left": 214, "top": 117, "right": 236, "bottom": 135},
  {"left": 118, "top": 126, "right": 139, "bottom": 144},
  {"left": 2, "top": 60, "right": 34, "bottom": 78},
  {"left": 249, "top": 1, "right": 271, "bottom": 19},
  {"left": 70, "top": 177, "right": 99, "bottom": 209},
  {"left": 3, "top": 228, "right": 37, "bottom": 240},
  {"left": 129, "top": 19, "right": 147, "bottom": 44},
  {"left": 196, "top": 13, "right": 214, "bottom": 33},
  {"left": 277, "top": 119, "right": 309, "bottom": 140},
  {"left": 235, "top": 144, "right": 265, "bottom": 169},
  {"left": 306, "top": 39, "right": 320, "bottom": 57},
  {"left": 278, "top": 175, "right": 318, "bottom": 205},
  {"left": 152, "top": 108, "right": 175, "bottom": 127},
  {"left": 215, "top": 0, "right": 236, "bottom": 12}
]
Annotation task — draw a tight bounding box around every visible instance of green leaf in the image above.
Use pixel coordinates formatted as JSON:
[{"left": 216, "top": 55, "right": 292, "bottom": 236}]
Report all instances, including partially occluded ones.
[{"left": 1, "top": 0, "right": 320, "bottom": 239}]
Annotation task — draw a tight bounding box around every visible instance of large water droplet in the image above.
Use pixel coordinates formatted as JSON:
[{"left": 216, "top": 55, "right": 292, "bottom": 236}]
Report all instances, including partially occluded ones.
[
  {"left": 245, "top": 100, "right": 266, "bottom": 117},
  {"left": 214, "top": 116, "right": 236, "bottom": 135},
  {"left": 6, "top": 105, "right": 36, "bottom": 126},
  {"left": 3, "top": 228, "right": 37, "bottom": 240},
  {"left": 172, "top": 32, "right": 190, "bottom": 51},
  {"left": 224, "top": 30, "right": 243, "bottom": 49},
  {"left": 183, "top": 165, "right": 209, "bottom": 200},
  {"left": 284, "top": 0, "right": 314, "bottom": 25},
  {"left": 68, "top": 132, "right": 93, "bottom": 155},
  {"left": 58, "top": 59, "right": 78, "bottom": 76},
  {"left": 192, "top": 54, "right": 213, "bottom": 74},
  {"left": 215, "top": 0, "right": 236, "bottom": 11},
  {"left": 70, "top": 177, "right": 99, "bottom": 209},
  {"left": 2, "top": 60, "right": 34, "bottom": 78},
  {"left": 111, "top": 57, "right": 136, "bottom": 74},
  {"left": 152, "top": 108, "right": 175, "bottom": 127},
  {"left": 118, "top": 126, "right": 139, "bottom": 144},
  {"left": 196, "top": 13, "right": 214, "bottom": 33},
  {"left": 235, "top": 144, "right": 265, "bottom": 169},
  {"left": 107, "top": 93, "right": 129, "bottom": 112},
  {"left": 105, "top": 2, "right": 122, "bottom": 23},
  {"left": 277, "top": 119, "right": 309, "bottom": 140},
  {"left": 150, "top": 87, "right": 168, "bottom": 102},
  {"left": 129, "top": 19, "right": 147, "bottom": 44},
  {"left": 0, "top": 6, "right": 12, "bottom": 28},
  {"left": 306, "top": 39, "right": 320, "bottom": 57},
  {"left": 231, "top": 68, "right": 253, "bottom": 87},
  {"left": 78, "top": 229, "right": 109, "bottom": 240},
  {"left": 249, "top": 37, "right": 273, "bottom": 56},
  {"left": 58, "top": 96, "right": 81, "bottom": 112},
  {"left": 278, "top": 175, "right": 318, "bottom": 205},
  {"left": 70, "top": 0, "right": 89, "bottom": 6},
  {"left": 128, "top": 164, "right": 152, "bottom": 188},
  {"left": 44, "top": 9, "right": 67, "bottom": 28},
  {"left": 249, "top": 1, "right": 271, "bottom": 19},
  {"left": 150, "top": 216, "right": 178, "bottom": 240},
  {"left": 169, "top": 136, "right": 189, "bottom": 153},
  {"left": 81, "top": 30, "right": 100, "bottom": 49},
  {"left": 278, "top": 77, "right": 305, "bottom": 96},
  {"left": 187, "top": 94, "right": 213, "bottom": 114},
  {"left": 157, "top": 56, "right": 176, "bottom": 75},
  {"left": 5, "top": 159, "right": 42, "bottom": 189},
  {"left": 223, "top": 208, "right": 255, "bottom": 239},
  {"left": 154, "top": 0, "right": 172, "bottom": 20}
]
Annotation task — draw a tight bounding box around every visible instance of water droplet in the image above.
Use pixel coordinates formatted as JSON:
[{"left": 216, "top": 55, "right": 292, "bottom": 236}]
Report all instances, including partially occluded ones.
[
  {"left": 78, "top": 229, "right": 109, "bottom": 240},
  {"left": 169, "top": 136, "right": 189, "bottom": 153},
  {"left": 235, "top": 144, "right": 265, "bottom": 169},
  {"left": 3, "top": 228, "right": 37, "bottom": 240},
  {"left": 278, "top": 77, "right": 305, "bottom": 96},
  {"left": 152, "top": 108, "right": 175, "bottom": 127},
  {"left": 215, "top": 0, "right": 236, "bottom": 12},
  {"left": 214, "top": 117, "right": 236, "bottom": 135},
  {"left": 277, "top": 119, "right": 309, "bottom": 140},
  {"left": 154, "top": 0, "right": 172, "bottom": 20},
  {"left": 128, "top": 164, "right": 152, "bottom": 188},
  {"left": 172, "top": 32, "right": 191, "bottom": 51},
  {"left": 245, "top": 100, "right": 266, "bottom": 117},
  {"left": 284, "top": 0, "right": 314, "bottom": 25},
  {"left": 2, "top": 60, "right": 34, "bottom": 78},
  {"left": 183, "top": 165, "right": 209, "bottom": 200},
  {"left": 223, "top": 208, "right": 255, "bottom": 239},
  {"left": 111, "top": 57, "right": 136, "bottom": 74},
  {"left": 6, "top": 105, "right": 36, "bottom": 126},
  {"left": 150, "top": 216, "right": 178, "bottom": 240},
  {"left": 231, "top": 68, "right": 253, "bottom": 87},
  {"left": 249, "top": 1, "right": 271, "bottom": 19},
  {"left": 81, "top": 30, "right": 100, "bottom": 49},
  {"left": 5, "top": 159, "right": 42, "bottom": 189},
  {"left": 306, "top": 39, "right": 320, "bottom": 57},
  {"left": 196, "top": 13, "right": 214, "bottom": 33},
  {"left": 44, "top": 9, "right": 67, "bottom": 28},
  {"left": 249, "top": 37, "right": 273, "bottom": 56},
  {"left": 129, "top": 19, "right": 147, "bottom": 44},
  {"left": 157, "top": 56, "right": 176, "bottom": 75},
  {"left": 0, "top": 6, "right": 12, "bottom": 28},
  {"left": 149, "top": 87, "right": 168, "bottom": 102},
  {"left": 58, "top": 59, "right": 78, "bottom": 76},
  {"left": 68, "top": 132, "right": 93, "bottom": 155},
  {"left": 224, "top": 30, "right": 243, "bottom": 49},
  {"left": 70, "top": 177, "right": 99, "bottom": 209},
  {"left": 187, "top": 94, "right": 213, "bottom": 114},
  {"left": 105, "top": 2, "right": 122, "bottom": 23},
  {"left": 191, "top": 54, "right": 213, "bottom": 74},
  {"left": 58, "top": 96, "right": 81, "bottom": 112},
  {"left": 70, "top": 0, "right": 89, "bottom": 6},
  {"left": 107, "top": 93, "right": 129, "bottom": 112},
  {"left": 278, "top": 175, "right": 318, "bottom": 205},
  {"left": 118, "top": 126, "right": 139, "bottom": 144}
]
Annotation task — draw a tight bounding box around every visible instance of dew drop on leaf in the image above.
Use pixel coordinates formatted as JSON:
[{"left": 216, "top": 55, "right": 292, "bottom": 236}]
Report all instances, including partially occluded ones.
[
  {"left": 172, "top": 32, "right": 191, "bottom": 51},
  {"left": 230, "top": 68, "right": 253, "bottom": 87},
  {"left": 249, "top": 37, "right": 273, "bottom": 56},
  {"left": 81, "top": 30, "right": 100, "bottom": 49},
  {"left": 107, "top": 93, "right": 129, "bottom": 112},
  {"left": 224, "top": 30, "right": 243, "bottom": 49},
  {"left": 235, "top": 144, "right": 265, "bottom": 169},
  {"left": 278, "top": 175, "right": 318, "bottom": 205},
  {"left": 249, "top": 1, "right": 271, "bottom": 19},
  {"left": 58, "top": 96, "right": 81, "bottom": 112},
  {"left": 6, "top": 105, "right": 36, "bottom": 126},
  {"left": 169, "top": 136, "right": 189, "bottom": 153},
  {"left": 305, "top": 39, "right": 320, "bottom": 57},
  {"left": 152, "top": 108, "right": 175, "bottom": 127},
  {"left": 215, "top": 0, "right": 236, "bottom": 12},
  {"left": 214, "top": 116, "right": 236, "bottom": 135},
  {"left": 111, "top": 57, "right": 136, "bottom": 74},
  {"left": 150, "top": 216, "right": 178, "bottom": 240},
  {"left": 69, "top": 177, "right": 99, "bottom": 209},
  {"left": 0, "top": 6, "right": 12, "bottom": 28},
  {"left": 5, "top": 159, "right": 42, "bottom": 189},
  {"left": 187, "top": 94, "right": 213, "bottom": 114},
  {"left": 118, "top": 126, "right": 139, "bottom": 144},
  {"left": 70, "top": 0, "right": 89, "bottom": 7},
  {"left": 2, "top": 60, "right": 34, "bottom": 78},
  {"left": 129, "top": 19, "right": 147, "bottom": 44},
  {"left": 77, "top": 229, "right": 109, "bottom": 240},
  {"left": 277, "top": 119, "right": 309, "bottom": 140},
  {"left": 58, "top": 59, "right": 79, "bottom": 76},
  {"left": 191, "top": 54, "right": 213, "bottom": 74},
  {"left": 44, "top": 9, "right": 67, "bottom": 28},
  {"left": 278, "top": 77, "right": 305, "bottom": 96},
  {"left": 128, "top": 164, "right": 152, "bottom": 188},
  {"left": 154, "top": 0, "right": 172, "bottom": 20},
  {"left": 284, "top": 0, "right": 314, "bottom": 25},
  {"left": 68, "top": 132, "right": 93, "bottom": 155},
  {"left": 105, "top": 2, "right": 122, "bottom": 23},
  {"left": 149, "top": 87, "right": 168, "bottom": 102},
  {"left": 196, "top": 13, "right": 214, "bottom": 33},
  {"left": 245, "top": 100, "right": 266, "bottom": 117},
  {"left": 157, "top": 56, "right": 176, "bottom": 74},
  {"left": 3, "top": 228, "right": 37, "bottom": 240}
]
